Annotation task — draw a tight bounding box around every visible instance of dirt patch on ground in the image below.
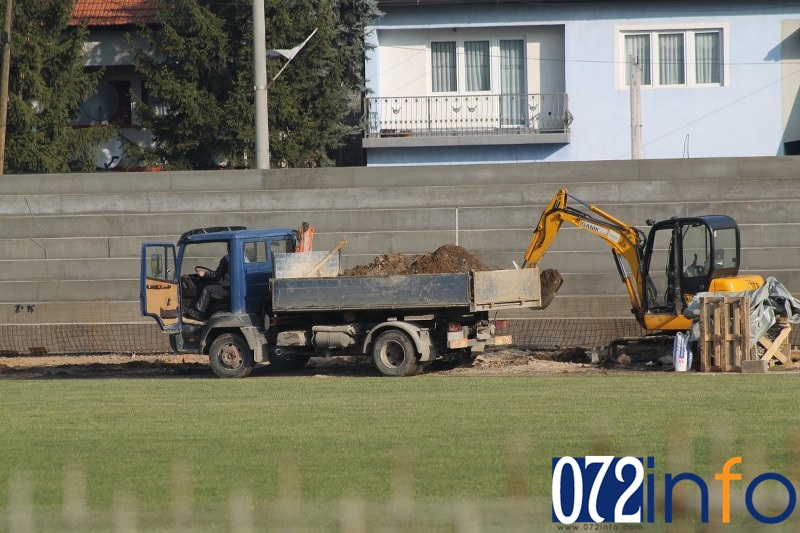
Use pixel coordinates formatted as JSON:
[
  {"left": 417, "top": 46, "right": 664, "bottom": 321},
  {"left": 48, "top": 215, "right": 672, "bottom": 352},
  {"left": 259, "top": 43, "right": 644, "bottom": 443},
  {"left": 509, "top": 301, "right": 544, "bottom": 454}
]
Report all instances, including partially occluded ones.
[
  {"left": 433, "top": 349, "right": 608, "bottom": 376},
  {"left": 0, "top": 354, "right": 211, "bottom": 379},
  {"left": 0, "top": 349, "right": 682, "bottom": 380},
  {"left": 4, "top": 349, "right": 800, "bottom": 379}
]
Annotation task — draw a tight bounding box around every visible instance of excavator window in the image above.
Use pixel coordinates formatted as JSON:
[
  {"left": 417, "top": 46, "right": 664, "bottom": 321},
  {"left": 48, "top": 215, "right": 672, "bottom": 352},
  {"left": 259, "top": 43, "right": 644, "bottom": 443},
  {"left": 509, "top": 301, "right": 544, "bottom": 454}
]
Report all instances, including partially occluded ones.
[
  {"left": 680, "top": 223, "right": 711, "bottom": 279},
  {"left": 713, "top": 228, "right": 738, "bottom": 270},
  {"left": 644, "top": 226, "right": 675, "bottom": 311}
]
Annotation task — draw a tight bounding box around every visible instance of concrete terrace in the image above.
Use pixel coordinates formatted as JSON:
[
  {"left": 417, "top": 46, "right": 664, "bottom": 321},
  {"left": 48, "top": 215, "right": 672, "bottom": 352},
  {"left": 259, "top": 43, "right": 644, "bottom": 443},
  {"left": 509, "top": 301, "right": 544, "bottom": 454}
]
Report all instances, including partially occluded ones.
[{"left": 0, "top": 156, "right": 798, "bottom": 352}]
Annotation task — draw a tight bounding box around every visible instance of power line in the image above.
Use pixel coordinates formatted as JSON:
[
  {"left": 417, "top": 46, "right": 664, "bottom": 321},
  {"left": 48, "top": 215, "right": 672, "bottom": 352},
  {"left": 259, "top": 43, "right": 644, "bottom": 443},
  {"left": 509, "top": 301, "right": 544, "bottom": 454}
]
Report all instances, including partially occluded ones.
[{"left": 377, "top": 43, "right": 788, "bottom": 68}]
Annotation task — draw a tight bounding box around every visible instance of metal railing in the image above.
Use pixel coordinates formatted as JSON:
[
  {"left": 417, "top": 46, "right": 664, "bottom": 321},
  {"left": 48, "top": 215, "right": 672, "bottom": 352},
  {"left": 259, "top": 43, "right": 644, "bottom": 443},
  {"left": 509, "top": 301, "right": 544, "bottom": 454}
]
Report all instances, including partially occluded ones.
[{"left": 364, "top": 93, "right": 571, "bottom": 138}]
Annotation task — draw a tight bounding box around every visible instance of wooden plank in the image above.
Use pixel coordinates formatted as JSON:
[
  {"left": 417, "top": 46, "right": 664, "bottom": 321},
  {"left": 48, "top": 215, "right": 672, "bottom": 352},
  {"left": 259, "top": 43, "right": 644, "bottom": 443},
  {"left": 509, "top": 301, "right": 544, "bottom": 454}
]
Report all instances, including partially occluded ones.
[
  {"left": 760, "top": 325, "right": 791, "bottom": 364},
  {"left": 700, "top": 297, "right": 712, "bottom": 372},
  {"left": 305, "top": 238, "right": 347, "bottom": 277},
  {"left": 731, "top": 298, "right": 747, "bottom": 369},
  {"left": 274, "top": 251, "right": 339, "bottom": 279},
  {"left": 715, "top": 301, "right": 727, "bottom": 372},
  {"left": 741, "top": 296, "right": 757, "bottom": 360}
]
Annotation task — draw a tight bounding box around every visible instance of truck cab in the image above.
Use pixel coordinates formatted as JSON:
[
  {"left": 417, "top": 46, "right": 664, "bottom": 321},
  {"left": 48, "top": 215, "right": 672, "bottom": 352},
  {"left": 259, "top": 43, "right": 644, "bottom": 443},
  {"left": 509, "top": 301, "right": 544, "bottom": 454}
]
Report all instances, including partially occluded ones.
[{"left": 141, "top": 226, "right": 297, "bottom": 376}]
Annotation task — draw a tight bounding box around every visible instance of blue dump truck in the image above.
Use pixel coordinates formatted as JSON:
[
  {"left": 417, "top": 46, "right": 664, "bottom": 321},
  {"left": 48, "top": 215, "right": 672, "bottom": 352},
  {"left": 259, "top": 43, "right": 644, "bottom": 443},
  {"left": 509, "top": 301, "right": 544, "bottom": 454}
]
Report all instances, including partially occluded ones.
[{"left": 141, "top": 226, "right": 542, "bottom": 378}]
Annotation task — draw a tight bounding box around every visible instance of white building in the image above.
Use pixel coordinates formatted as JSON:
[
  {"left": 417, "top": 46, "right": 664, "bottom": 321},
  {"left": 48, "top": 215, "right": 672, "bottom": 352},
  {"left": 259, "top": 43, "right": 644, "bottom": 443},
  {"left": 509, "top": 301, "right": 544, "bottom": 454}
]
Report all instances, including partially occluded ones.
[{"left": 364, "top": 0, "right": 800, "bottom": 166}]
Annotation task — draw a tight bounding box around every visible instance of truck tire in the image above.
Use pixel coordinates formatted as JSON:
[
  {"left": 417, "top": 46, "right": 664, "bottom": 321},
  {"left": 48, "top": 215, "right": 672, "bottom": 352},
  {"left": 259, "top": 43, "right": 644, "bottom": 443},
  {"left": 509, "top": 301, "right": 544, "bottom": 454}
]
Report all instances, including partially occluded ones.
[
  {"left": 372, "top": 329, "right": 420, "bottom": 377},
  {"left": 209, "top": 333, "right": 255, "bottom": 378}
]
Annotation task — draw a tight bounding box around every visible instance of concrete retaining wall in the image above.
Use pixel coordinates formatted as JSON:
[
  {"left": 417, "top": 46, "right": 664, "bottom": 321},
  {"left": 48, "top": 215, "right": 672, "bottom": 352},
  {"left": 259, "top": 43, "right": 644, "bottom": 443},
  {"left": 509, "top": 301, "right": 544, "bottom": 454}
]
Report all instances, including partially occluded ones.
[{"left": 1, "top": 156, "right": 798, "bottom": 353}]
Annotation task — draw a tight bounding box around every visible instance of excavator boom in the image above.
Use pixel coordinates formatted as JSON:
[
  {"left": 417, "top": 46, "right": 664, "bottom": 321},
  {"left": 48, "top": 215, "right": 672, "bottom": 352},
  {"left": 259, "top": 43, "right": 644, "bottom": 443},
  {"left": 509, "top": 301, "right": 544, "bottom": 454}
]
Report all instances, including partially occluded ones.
[{"left": 522, "top": 189, "right": 648, "bottom": 320}]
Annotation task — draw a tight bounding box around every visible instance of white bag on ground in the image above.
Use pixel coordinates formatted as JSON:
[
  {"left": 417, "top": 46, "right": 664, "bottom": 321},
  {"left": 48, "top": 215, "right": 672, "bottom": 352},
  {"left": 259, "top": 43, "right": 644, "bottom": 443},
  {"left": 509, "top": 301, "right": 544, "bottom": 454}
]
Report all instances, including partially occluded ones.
[{"left": 673, "top": 332, "right": 692, "bottom": 372}]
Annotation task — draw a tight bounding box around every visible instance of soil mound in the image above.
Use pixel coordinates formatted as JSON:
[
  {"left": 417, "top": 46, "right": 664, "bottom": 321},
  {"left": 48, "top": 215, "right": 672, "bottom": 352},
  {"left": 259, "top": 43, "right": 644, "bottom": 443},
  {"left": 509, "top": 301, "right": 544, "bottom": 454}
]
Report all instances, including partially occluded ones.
[
  {"left": 342, "top": 245, "right": 490, "bottom": 276},
  {"left": 411, "top": 244, "right": 491, "bottom": 274}
]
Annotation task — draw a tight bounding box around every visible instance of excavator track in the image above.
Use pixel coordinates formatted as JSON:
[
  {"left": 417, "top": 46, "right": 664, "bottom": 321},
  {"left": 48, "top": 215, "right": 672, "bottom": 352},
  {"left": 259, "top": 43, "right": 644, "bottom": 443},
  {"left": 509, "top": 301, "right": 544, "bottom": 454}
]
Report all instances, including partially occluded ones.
[{"left": 605, "top": 334, "right": 678, "bottom": 366}]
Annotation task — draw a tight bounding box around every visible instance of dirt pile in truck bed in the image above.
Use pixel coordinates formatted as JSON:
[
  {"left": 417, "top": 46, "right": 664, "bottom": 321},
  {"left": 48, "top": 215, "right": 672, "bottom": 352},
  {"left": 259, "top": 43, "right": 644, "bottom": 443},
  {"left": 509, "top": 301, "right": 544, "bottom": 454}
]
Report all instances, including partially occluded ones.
[
  {"left": 342, "top": 244, "right": 490, "bottom": 276},
  {"left": 342, "top": 245, "right": 563, "bottom": 309}
]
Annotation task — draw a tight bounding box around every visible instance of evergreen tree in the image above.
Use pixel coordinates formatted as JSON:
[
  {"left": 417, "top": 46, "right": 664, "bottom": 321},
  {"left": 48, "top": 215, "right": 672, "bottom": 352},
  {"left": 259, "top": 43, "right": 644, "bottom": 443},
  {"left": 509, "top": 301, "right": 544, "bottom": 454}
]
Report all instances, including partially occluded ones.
[
  {"left": 2, "top": 0, "right": 112, "bottom": 173},
  {"left": 132, "top": 0, "right": 378, "bottom": 169}
]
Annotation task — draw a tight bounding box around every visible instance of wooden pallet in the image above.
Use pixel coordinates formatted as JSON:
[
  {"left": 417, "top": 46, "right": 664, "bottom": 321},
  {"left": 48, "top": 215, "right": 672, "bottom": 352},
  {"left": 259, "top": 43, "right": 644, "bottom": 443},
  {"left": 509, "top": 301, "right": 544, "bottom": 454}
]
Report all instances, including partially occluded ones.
[{"left": 699, "top": 296, "right": 751, "bottom": 372}]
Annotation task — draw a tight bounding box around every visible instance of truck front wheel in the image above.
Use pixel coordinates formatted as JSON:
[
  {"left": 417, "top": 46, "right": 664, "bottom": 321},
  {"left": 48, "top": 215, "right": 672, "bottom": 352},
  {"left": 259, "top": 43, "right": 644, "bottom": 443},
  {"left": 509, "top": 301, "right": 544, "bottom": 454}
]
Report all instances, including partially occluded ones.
[
  {"left": 209, "top": 333, "right": 255, "bottom": 378},
  {"left": 372, "top": 330, "right": 420, "bottom": 377}
]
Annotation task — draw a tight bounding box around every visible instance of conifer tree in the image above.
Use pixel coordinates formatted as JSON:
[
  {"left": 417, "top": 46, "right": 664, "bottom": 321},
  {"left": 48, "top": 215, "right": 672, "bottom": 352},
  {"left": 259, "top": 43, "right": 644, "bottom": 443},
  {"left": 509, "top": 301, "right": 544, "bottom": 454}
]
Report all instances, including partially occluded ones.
[
  {"left": 132, "top": 0, "right": 378, "bottom": 169},
  {"left": 2, "top": 0, "right": 112, "bottom": 173}
]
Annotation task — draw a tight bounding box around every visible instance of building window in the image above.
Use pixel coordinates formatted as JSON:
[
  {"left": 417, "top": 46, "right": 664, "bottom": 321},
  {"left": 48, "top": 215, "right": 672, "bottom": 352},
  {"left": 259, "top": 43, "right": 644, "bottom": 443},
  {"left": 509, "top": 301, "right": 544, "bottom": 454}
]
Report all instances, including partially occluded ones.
[
  {"left": 658, "top": 33, "right": 685, "bottom": 85},
  {"left": 432, "top": 41, "right": 457, "bottom": 92},
  {"left": 429, "top": 37, "right": 528, "bottom": 96},
  {"left": 621, "top": 28, "right": 723, "bottom": 87},
  {"left": 500, "top": 39, "right": 526, "bottom": 125},
  {"left": 695, "top": 32, "right": 721, "bottom": 84},
  {"left": 624, "top": 34, "right": 651, "bottom": 85},
  {"left": 465, "top": 40, "right": 490, "bottom": 91}
]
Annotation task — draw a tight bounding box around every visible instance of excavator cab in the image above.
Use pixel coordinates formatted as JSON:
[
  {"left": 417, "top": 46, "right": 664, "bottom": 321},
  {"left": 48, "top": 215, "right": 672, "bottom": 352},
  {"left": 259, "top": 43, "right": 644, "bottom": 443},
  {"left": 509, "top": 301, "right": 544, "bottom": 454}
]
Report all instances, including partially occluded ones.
[{"left": 641, "top": 215, "right": 745, "bottom": 329}]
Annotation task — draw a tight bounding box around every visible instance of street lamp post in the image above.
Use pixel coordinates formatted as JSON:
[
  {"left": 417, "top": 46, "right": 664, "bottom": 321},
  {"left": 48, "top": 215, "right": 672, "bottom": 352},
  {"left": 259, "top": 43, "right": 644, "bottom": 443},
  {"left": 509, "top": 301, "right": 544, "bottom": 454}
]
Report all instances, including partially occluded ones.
[
  {"left": 252, "top": 0, "right": 316, "bottom": 171},
  {"left": 252, "top": 0, "right": 269, "bottom": 169}
]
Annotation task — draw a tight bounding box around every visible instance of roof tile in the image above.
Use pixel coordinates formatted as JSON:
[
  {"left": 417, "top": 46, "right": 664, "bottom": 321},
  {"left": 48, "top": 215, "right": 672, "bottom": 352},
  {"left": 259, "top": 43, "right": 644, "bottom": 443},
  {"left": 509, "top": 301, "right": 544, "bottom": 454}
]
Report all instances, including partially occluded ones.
[{"left": 71, "top": 0, "right": 157, "bottom": 26}]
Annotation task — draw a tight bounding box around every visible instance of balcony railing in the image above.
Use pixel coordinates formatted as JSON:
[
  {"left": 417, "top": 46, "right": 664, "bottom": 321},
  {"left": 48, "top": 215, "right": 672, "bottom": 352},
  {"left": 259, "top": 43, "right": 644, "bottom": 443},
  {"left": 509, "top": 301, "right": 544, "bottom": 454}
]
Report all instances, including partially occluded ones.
[{"left": 364, "top": 93, "right": 571, "bottom": 138}]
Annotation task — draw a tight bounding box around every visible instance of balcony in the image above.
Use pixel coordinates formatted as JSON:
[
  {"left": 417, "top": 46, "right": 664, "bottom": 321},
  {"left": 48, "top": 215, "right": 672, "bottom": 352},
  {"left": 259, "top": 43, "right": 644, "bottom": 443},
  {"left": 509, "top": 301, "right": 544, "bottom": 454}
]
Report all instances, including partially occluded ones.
[{"left": 362, "top": 93, "right": 571, "bottom": 148}]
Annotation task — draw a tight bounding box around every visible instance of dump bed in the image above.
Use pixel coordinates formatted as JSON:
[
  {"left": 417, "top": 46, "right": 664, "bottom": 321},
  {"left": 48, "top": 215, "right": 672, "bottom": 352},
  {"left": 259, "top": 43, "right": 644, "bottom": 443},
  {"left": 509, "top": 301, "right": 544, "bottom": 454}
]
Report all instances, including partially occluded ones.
[{"left": 271, "top": 267, "right": 543, "bottom": 313}]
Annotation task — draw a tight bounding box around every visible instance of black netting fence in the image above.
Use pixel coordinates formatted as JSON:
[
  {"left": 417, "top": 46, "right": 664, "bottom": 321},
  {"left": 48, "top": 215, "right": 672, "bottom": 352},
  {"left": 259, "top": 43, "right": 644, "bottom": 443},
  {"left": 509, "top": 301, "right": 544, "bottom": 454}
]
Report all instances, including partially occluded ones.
[
  {"left": 504, "top": 318, "right": 648, "bottom": 349},
  {"left": 0, "top": 319, "right": 797, "bottom": 357},
  {"left": 0, "top": 323, "right": 170, "bottom": 356}
]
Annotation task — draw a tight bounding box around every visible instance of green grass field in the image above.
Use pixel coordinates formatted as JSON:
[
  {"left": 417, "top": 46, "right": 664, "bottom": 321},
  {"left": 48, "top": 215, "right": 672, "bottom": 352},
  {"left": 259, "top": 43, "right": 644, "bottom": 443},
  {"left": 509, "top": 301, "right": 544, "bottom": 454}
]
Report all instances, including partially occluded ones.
[{"left": 2, "top": 372, "right": 800, "bottom": 530}]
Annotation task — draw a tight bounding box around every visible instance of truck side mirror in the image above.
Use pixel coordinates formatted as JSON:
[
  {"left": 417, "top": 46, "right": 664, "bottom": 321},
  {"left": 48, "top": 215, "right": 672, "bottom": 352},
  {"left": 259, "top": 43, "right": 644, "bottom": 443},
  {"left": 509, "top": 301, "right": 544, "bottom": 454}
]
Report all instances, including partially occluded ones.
[{"left": 150, "top": 253, "right": 163, "bottom": 277}]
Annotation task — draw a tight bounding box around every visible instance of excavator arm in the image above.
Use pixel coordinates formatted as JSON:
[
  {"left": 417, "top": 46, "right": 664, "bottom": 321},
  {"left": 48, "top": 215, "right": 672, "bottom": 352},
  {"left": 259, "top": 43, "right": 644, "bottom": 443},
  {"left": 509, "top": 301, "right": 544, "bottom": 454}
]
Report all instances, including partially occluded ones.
[{"left": 521, "top": 189, "right": 648, "bottom": 319}]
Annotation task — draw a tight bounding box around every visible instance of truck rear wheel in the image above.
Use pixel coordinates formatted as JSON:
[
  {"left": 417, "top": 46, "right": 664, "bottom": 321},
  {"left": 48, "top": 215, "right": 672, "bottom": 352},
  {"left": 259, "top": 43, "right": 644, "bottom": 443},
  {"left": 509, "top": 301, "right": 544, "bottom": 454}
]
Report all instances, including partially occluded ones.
[
  {"left": 209, "top": 333, "right": 254, "bottom": 378},
  {"left": 372, "top": 330, "right": 420, "bottom": 376}
]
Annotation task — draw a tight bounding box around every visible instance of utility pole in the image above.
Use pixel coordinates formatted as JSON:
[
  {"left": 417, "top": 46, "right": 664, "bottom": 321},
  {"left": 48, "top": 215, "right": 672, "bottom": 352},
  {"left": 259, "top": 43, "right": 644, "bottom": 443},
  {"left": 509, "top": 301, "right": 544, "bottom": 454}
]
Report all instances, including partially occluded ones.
[
  {"left": 0, "top": 0, "right": 13, "bottom": 175},
  {"left": 629, "top": 55, "right": 643, "bottom": 160},
  {"left": 252, "top": 0, "right": 269, "bottom": 169}
]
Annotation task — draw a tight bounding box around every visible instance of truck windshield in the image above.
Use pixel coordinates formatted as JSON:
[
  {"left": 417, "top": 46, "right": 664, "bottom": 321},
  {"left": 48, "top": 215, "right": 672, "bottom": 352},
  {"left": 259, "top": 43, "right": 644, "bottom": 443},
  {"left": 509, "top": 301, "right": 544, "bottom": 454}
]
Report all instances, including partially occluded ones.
[{"left": 182, "top": 242, "right": 228, "bottom": 274}]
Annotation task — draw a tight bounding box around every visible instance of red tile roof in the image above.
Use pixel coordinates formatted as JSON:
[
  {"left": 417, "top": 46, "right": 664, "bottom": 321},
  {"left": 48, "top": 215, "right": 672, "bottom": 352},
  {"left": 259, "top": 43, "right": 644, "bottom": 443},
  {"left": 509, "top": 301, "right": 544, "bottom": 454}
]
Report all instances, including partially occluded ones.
[{"left": 71, "top": 0, "right": 157, "bottom": 26}]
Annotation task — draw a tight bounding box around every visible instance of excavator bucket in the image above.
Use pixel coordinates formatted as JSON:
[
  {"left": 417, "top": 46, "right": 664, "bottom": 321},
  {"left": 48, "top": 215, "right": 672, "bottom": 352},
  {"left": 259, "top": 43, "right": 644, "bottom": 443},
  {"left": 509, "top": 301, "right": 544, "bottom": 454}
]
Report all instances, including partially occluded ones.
[{"left": 539, "top": 269, "right": 564, "bottom": 309}]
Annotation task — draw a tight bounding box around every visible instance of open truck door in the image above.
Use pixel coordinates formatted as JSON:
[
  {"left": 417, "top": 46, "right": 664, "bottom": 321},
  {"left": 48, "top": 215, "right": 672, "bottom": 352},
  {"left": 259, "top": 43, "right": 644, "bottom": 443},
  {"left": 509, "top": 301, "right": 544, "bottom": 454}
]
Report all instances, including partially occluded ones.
[{"left": 140, "top": 243, "right": 180, "bottom": 331}]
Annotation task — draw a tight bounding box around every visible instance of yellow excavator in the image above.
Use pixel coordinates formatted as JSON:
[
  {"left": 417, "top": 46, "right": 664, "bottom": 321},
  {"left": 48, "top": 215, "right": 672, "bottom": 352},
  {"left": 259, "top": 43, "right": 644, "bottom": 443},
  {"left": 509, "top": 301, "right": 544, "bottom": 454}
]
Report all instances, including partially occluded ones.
[{"left": 522, "top": 189, "right": 763, "bottom": 336}]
